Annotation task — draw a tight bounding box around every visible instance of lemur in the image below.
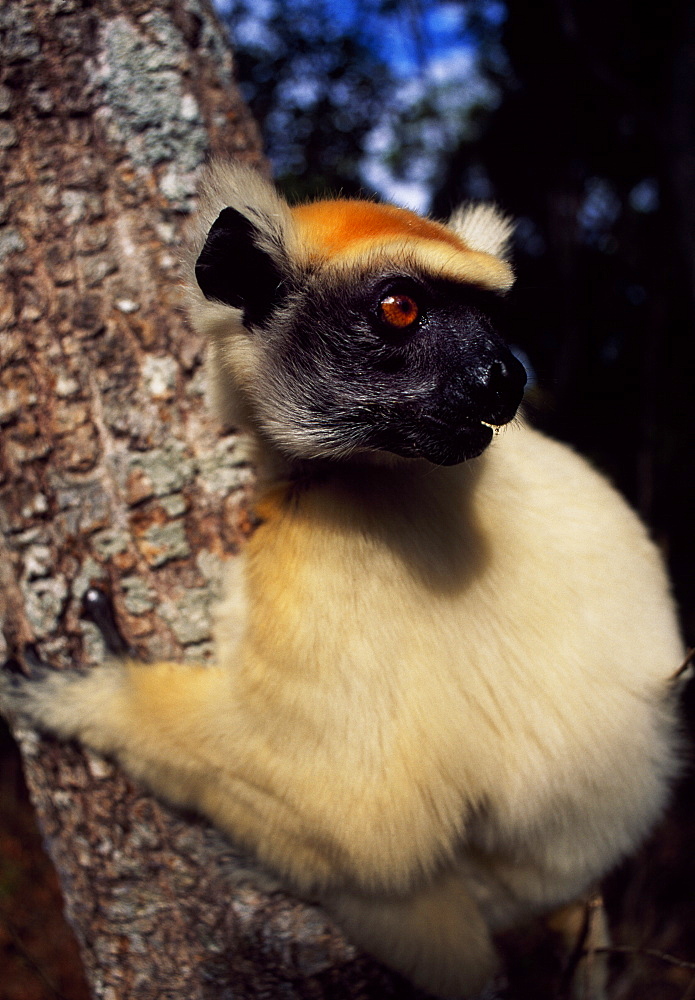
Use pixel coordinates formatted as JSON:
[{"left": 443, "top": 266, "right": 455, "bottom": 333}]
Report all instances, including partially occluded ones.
[{"left": 1, "top": 163, "right": 683, "bottom": 998}]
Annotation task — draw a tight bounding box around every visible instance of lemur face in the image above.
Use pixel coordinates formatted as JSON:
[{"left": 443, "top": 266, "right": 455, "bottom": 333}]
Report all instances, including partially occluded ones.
[{"left": 195, "top": 199, "right": 526, "bottom": 466}]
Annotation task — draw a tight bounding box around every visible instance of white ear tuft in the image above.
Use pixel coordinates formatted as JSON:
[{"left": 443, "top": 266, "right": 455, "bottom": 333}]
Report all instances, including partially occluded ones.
[
  {"left": 196, "top": 160, "right": 296, "bottom": 258},
  {"left": 448, "top": 203, "right": 514, "bottom": 261}
]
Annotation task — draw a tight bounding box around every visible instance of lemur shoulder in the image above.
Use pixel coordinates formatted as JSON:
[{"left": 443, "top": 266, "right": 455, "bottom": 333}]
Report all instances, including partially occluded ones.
[{"left": 1, "top": 162, "right": 683, "bottom": 999}]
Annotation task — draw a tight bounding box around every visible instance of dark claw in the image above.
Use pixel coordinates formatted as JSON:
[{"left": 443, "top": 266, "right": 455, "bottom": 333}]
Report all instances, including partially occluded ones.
[
  {"left": 1, "top": 667, "right": 29, "bottom": 695},
  {"left": 2, "top": 655, "right": 25, "bottom": 676},
  {"left": 82, "top": 586, "right": 135, "bottom": 658},
  {"left": 24, "top": 643, "right": 49, "bottom": 676}
]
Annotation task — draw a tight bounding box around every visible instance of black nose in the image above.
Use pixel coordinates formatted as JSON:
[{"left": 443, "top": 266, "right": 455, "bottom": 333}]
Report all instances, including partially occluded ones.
[{"left": 476, "top": 351, "right": 527, "bottom": 424}]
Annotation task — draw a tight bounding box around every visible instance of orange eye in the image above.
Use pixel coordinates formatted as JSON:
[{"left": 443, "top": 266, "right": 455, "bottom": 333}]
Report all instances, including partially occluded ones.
[{"left": 378, "top": 293, "right": 420, "bottom": 329}]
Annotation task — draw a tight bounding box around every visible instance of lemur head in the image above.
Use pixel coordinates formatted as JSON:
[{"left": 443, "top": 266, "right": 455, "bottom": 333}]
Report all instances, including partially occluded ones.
[{"left": 192, "top": 163, "right": 526, "bottom": 467}]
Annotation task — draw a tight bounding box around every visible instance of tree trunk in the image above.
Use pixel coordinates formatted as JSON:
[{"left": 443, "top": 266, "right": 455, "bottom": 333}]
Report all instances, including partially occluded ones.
[{"left": 0, "top": 2, "right": 423, "bottom": 996}]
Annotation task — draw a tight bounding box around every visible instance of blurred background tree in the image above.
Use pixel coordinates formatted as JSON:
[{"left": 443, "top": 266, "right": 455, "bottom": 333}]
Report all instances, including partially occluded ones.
[{"left": 220, "top": 0, "right": 695, "bottom": 642}]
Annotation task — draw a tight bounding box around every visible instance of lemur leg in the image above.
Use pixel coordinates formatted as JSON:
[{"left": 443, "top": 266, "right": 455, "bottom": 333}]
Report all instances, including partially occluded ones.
[
  {"left": 323, "top": 869, "right": 498, "bottom": 999},
  {"left": 1, "top": 602, "right": 346, "bottom": 891},
  {"left": 6, "top": 657, "right": 499, "bottom": 995},
  {"left": 2, "top": 656, "right": 233, "bottom": 810},
  {"left": 1, "top": 586, "right": 232, "bottom": 811}
]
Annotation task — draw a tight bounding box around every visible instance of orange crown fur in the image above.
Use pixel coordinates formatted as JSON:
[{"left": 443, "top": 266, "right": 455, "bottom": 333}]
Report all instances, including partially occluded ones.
[{"left": 291, "top": 199, "right": 514, "bottom": 291}]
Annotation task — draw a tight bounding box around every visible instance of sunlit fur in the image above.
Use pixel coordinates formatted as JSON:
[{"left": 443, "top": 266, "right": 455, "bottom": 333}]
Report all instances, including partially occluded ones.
[{"left": 2, "top": 164, "right": 683, "bottom": 999}]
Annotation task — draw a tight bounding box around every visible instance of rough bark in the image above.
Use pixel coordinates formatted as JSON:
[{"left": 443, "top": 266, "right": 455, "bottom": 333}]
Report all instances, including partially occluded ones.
[{"left": 0, "top": 2, "right": 430, "bottom": 996}]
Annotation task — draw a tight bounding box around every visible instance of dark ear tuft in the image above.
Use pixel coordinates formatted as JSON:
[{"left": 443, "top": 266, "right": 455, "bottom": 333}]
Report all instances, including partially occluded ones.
[{"left": 195, "top": 207, "right": 285, "bottom": 327}]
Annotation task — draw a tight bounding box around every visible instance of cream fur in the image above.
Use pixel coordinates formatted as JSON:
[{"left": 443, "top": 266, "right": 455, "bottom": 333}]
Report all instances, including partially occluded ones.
[
  {"left": 448, "top": 202, "right": 515, "bottom": 260},
  {"left": 2, "top": 166, "right": 683, "bottom": 999}
]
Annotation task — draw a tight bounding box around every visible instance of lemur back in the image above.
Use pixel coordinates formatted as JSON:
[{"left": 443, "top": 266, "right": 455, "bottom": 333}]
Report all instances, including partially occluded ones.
[{"left": 1, "top": 162, "right": 683, "bottom": 999}]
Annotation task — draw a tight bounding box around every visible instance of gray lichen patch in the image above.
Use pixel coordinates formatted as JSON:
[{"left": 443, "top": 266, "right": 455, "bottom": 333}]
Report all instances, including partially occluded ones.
[
  {"left": 183, "top": 0, "right": 234, "bottom": 76},
  {"left": 159, "top": 587, "right": 213, "bottom": 645},
  {"left": 0, "top": 84, "right": 12, "bottom": 113},
  {"left": 21, "top": 543, "right": 53, "bottom": 581},
  {"left": 159, "top": 493, "right": 187, "bottom": 518},
  {"left": 0, "top": 229, "right": 27, "bottom": 269},
  {"left": 142, "top": 354, "right": 179, "bottom": 399},
  {"left": 197, "top": 436, "right": 253, "bottom": 495},
  {"left": 196, "top": 549, "right": 226, "bottom": 591},
  {"left": 0, "top": 4, "right": 41, "bottom": 64},
  {"left": 54, "top": 373, "right": 81, "bottom": 398},
  {"left": 181, "top": 640, "right": 214, "bottom": 663},
  {"left": 80, "top": 619, "right": 108, "bottom": 664},
  {"left": 60, "top": 189, "right": 105, "bottom": 225},
  {"left": 51, "top": 477, "right": 112, "bottom": 536},
  {"left": 82, "top": 253, "right": 118, "bottom": 288},
  {"left": 22, "top": 575, "right": 69, "bottom": 639},
  {"left": 120, "top": 576, "right": 156, "bottom": 615},
  {"left": 136, "top": 518, "right": 190, "bottom": 568},
  {"left": 93, "top": 13, "right": 208, "bottom": 209},
  {"left": 114, "top": 442, "right": 195, "bottom": 506},
  {"left": 0, "top": 123, "right": 18, "bottom": 148},
  {"left": 0, "top": 363, "right": 37, "bottom": 422},
  {"left": 71, "top": 556, "right": 106, "bottom": 602},
  {"left": 36, "top": 635, "right": 70, "bottom": 668},
  {"left": 91, "top": 529, "right": 130, "bottom": 561},
  {"left": 20, "top": 493, "right": 49, "bottom": 519}
]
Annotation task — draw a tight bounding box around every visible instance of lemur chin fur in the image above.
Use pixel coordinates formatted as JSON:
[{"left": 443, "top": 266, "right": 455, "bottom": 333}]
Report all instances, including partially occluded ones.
[{"left": 1, "top": 162, "right": 683, "bottom": 999}]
